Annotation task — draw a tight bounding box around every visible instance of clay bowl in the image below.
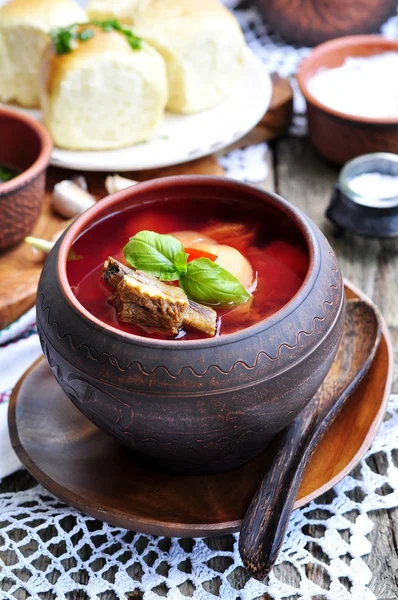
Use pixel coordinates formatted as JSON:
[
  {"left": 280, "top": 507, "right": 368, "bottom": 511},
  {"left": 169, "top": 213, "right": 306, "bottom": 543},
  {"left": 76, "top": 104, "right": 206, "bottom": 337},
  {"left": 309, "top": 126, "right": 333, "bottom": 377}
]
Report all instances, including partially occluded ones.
[
  {"left": 36, "top": 176, "right": 345, "bottom": 474},
  {"left": 0, "top": 107, "right": 52, "bottom": 250},
  {"left": 297, "top": 36, "right": 398, "bottom": 165},
  {"left": 253, "top": 0, "right": 397, "bottom": 46}
]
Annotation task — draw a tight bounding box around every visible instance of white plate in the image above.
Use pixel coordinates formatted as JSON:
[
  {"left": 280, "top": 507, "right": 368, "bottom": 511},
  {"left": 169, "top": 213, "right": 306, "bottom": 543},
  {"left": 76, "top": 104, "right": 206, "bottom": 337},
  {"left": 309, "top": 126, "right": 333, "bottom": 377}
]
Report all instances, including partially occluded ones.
[{"left": 3, "top": 49, "right": 272, "bottom": 172}]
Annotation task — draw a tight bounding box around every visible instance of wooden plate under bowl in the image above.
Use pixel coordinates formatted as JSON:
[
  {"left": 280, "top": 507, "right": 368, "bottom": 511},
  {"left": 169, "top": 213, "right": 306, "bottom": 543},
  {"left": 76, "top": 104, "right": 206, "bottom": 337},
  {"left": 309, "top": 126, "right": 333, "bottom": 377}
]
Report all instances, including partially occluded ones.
[{"left": 8, "top": 281, "right": 392, "bottom": 538}]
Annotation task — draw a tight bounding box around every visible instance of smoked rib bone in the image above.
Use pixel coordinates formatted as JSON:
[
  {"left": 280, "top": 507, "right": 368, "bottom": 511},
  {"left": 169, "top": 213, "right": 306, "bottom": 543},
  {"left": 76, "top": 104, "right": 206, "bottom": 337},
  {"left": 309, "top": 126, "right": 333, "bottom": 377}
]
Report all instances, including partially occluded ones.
[
  {"left": 104, "top": 257, "right": 217, "bottom": 336},
  {"left": 109, "top": 274, "right": 189, "bottom": 334}
]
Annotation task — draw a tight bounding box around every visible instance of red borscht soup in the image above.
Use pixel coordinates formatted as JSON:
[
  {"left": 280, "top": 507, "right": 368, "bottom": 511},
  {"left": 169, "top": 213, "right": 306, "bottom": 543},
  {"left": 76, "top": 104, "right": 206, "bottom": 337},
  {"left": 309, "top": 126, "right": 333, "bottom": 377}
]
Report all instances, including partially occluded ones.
[{"left": 67, "top": 196, "right": 309, "bottom": 340}]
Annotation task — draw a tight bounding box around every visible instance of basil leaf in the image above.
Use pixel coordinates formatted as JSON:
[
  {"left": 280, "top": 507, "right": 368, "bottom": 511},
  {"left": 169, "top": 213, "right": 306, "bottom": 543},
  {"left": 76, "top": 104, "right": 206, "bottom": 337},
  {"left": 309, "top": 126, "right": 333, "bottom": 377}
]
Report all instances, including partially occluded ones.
[
  {"left": 180, "top": 258, "right": 250, "bottom": 307},
  {"left": 123, "top": 231, "right": 186, "bottom": 281},
  {"left": 174, "top": 251, "right": 188, "bottom": 276},
  {"left": 0, "top": 166, "right": 18, "bottom": 182}
]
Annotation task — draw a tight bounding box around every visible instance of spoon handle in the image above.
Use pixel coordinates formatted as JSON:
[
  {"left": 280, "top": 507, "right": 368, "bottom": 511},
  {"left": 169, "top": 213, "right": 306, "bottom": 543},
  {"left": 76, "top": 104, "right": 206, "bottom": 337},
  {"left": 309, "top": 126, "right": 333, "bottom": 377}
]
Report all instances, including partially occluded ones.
[
  {"left": 239, "top": 300, "right": 382, "bottom": 582},
  {"left": 239, "top": 349, "right": 378, "bottom": 581},
  {"left": 239, "top": 398, "right": 319, "bottom": 580}
]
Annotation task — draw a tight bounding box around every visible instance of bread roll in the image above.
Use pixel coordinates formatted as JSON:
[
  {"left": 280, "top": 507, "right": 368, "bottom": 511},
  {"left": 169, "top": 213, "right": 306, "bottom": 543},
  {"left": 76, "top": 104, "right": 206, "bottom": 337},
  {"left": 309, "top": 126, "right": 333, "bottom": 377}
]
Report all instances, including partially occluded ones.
[
  {"left": 133, "top": 0, "right": 246, "bottom": 113},
  {"left": 0, "top": 0, "right": 87, "bottom": 108},
  {"left": 40, "top": 27, "right": 168, "bottom": 150},
  {"left": 87, "top": 0, "right": 246, "bottom": 114}
]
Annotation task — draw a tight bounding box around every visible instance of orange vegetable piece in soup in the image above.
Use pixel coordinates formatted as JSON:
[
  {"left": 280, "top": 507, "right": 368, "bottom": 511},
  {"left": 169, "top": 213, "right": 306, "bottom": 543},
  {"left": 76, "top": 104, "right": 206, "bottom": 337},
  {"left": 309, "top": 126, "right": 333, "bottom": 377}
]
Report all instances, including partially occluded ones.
[{"left": 184, "top": 247, "right": 218, "bottom": 262}]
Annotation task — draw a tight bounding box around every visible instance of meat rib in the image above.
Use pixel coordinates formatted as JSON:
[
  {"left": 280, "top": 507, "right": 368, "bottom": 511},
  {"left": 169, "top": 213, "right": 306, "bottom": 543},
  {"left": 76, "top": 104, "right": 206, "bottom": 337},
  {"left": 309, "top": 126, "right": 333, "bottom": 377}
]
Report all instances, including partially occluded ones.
[{"left": 104, "top": 257, "right": 217, "bottom": 336}]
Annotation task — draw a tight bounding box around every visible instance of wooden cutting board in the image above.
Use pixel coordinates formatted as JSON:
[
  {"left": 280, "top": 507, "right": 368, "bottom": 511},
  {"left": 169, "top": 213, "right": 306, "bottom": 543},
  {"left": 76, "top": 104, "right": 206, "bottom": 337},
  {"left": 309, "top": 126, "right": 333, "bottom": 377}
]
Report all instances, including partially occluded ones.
[{"left": 0, "top": 76, "right": 293, "bottom": 330}]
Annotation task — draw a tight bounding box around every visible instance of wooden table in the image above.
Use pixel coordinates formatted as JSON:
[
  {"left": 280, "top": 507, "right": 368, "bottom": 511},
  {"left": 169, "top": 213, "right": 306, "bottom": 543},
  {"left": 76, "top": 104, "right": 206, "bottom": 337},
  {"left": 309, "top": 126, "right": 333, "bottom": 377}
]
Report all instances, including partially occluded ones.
[{"left": 1, "top": 133, "right": 397, "bottom": 599}]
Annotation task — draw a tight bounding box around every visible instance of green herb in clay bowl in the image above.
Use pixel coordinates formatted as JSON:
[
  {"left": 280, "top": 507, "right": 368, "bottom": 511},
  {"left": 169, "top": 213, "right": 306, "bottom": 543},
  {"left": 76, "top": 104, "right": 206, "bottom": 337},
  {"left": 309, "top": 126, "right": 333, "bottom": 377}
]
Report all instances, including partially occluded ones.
[
  {"left": 0, "top": 164, "right": 19, "bottom": 184},
  {"left": 102, "top": 230, "right": 254, "bottom": 338},
  {"left": 50, "top": 20, "right": 142, "bottom": 56}
]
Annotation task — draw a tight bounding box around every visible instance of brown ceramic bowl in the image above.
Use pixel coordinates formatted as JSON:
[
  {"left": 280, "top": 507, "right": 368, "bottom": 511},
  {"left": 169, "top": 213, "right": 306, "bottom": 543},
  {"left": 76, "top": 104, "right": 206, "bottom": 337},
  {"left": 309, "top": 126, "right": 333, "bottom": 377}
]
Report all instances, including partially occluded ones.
[
  {"left": 297, "top": 36, "right": 398, "bottom": 165},
  {"left": 36, "top": 176, "right": 345, "bottom": 474},
  {"left": 0, "top": 107, "right": 52, "bottom": 250},
  {"left": 253, "top": 0, "right": 397, "bottom": 46}
]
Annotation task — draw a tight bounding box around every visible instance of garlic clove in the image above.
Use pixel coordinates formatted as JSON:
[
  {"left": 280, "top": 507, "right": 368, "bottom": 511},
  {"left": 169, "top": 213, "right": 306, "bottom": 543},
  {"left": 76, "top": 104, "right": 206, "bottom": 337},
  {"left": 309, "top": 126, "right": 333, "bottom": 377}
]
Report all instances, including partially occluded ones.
[
  {"left": 105, "top": 175, "right": 138, "bottom": 195},
  {"left": 72, "top": 175, "right": 88, "bottom": 191},
  {"left": 53, "top": 180, "right": 96, "bottom": 218}
]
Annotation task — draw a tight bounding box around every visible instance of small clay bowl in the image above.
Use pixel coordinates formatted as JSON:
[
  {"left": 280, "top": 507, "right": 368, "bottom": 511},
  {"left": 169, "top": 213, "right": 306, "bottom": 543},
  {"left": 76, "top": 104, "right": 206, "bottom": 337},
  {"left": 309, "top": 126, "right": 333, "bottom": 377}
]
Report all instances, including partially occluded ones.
[
  {"left": 297, "top": 36, "right": 398, "bottom": 165},
  {"left": 36, "top": 176, "right": 345, "bottom": 474},
  {"left": 0, "top": 107, "right": 52, "bottom": 250},
  {"left": 252, "top": 0, "right": 397, "bottom": 46}
]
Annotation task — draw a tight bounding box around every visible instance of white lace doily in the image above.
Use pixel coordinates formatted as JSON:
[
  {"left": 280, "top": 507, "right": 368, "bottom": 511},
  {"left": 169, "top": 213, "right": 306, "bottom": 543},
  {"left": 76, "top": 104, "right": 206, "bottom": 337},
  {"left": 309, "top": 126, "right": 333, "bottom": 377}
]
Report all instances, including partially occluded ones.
[
  {"left": 1, "top": 395, "right": 397, "bottom": 600},
  {"left": 220, "top": 143, "right": 269, "bottom": 182},
  {"left": 1, "top": 3, "right": 398, "bottom": 599}
]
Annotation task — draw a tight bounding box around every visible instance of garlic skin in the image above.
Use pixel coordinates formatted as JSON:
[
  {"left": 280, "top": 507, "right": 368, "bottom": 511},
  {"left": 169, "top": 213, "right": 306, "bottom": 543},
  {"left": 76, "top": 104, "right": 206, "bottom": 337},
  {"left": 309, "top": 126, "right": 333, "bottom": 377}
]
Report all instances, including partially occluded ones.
[
  {"left": 105, "top": 175, "right": 138, "bottom": 195},
  {"left": 52, "top": 180, "right": 96, "bottom": 218}
]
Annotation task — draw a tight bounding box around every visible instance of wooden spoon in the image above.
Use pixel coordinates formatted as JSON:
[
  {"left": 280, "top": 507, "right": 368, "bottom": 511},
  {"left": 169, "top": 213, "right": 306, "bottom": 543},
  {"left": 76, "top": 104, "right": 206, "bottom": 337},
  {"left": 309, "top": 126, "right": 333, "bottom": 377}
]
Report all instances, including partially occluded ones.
[{"left": 239, "top": 299, "right": 382, "bottom": 581}]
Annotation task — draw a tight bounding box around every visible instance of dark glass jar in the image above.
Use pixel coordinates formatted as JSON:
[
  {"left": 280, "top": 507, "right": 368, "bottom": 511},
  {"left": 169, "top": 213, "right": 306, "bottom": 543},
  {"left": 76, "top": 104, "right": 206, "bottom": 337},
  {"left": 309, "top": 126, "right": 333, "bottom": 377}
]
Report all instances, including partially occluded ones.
[{"left": 327, "top": 153, "right": 398, "bottom": 238}]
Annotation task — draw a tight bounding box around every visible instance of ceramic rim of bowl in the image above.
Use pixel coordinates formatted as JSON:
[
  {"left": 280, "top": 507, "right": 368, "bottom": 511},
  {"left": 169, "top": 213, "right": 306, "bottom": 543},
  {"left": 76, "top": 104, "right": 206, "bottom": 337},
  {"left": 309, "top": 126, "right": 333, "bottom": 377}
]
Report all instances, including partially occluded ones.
[
  {"left": 58, "top": 175, "right": 322, "bottom": 349},
  {"left": 297, "top": 35, "right": 398, "bottom": 126},
  {"left": 0, "top": 106, "right": 53, "bottom": 196}
]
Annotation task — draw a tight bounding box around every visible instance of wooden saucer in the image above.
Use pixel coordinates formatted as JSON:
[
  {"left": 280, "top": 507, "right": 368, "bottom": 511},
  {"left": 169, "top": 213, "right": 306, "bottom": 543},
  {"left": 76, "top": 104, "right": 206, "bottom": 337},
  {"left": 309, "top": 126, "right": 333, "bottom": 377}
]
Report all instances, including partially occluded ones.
[{"left": 8, "top": 281, "right": 393, "bottom": 538}]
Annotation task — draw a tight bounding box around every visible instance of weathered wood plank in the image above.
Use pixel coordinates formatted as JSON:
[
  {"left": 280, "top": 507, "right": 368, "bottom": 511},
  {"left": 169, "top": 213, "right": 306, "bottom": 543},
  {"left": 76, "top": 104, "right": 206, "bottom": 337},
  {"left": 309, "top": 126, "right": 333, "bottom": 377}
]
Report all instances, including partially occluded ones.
[
  {"left": 275, "top": 135, "right": 398, "bottom": 599},
  {"left": 276, "top": 136, "right": 398, "bottom": 391}
]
